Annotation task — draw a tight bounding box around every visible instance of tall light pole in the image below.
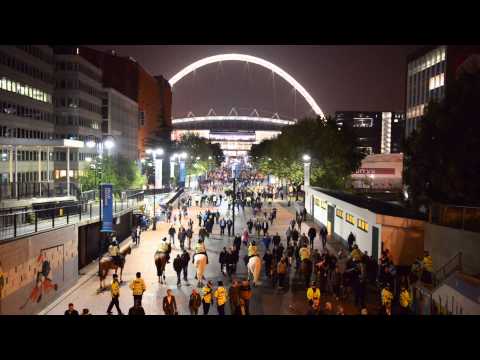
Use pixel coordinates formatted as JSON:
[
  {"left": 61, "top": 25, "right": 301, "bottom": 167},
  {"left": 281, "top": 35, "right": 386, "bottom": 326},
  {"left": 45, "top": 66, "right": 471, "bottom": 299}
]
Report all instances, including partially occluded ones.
[{"left": 302, "top": 154, "right": 311, "bottom": 188}]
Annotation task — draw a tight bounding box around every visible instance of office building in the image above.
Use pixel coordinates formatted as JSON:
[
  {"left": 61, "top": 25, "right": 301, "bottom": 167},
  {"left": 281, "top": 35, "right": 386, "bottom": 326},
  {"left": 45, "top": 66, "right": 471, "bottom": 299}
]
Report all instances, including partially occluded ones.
[
  {"left": 405, "top": 45, "right": 480, "bottom": 137},
  {"left": 78, "top": 47, "right": 172, "bottom": 158},
  {"left": 52, "top": 47, "right": 103, "bottom": 181},
  {"left": 335, "top": 111, "right": 404, "bottom": 155},
  {"left": 0, "top": 46, "right": 55, "bottom": 189},
  {"left": 102, "top": 88, "right": 139, "bottom": 161}
]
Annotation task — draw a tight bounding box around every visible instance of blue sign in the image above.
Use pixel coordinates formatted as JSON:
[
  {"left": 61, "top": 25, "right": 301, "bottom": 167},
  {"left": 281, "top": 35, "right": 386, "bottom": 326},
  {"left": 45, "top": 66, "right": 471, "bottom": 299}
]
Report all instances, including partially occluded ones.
[
  {"left": 100, "top": 183, "right": 113, "bottom": 233},
  {"left": 179, "top": 160, "right": 186, "bottom": 184}
]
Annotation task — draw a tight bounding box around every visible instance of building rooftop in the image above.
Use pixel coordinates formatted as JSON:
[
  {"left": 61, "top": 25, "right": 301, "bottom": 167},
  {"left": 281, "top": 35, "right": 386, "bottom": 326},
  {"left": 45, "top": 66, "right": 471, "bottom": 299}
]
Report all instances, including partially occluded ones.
[{"left": 311, "top": 186, "right": 427, "bottom": 220}]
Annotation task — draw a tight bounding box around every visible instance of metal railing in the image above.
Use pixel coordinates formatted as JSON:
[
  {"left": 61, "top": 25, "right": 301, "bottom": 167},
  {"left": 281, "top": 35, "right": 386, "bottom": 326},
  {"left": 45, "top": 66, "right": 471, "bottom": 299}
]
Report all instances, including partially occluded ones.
[
  {"left": 410, "top": 252, "right": 464, "bottom": 315},
  {"left": 0, "top": 182, "right": 80, "bottom": 201},
  {"left": 432, "top": 252, "right": 463, "bottom": 287},
  {"left": 429, "top": 203, "right": 480, "bottom": 233},
  {"left": 0, "top": 192, "right": 145, "bottom": 241}
]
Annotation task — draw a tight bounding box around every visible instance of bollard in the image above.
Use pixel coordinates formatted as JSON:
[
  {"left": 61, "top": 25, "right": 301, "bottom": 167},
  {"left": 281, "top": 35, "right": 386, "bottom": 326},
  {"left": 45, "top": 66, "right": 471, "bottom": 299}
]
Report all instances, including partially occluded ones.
[
  {"left": 14, "top": 213, "right": 17, "bottom": 237},
  {"left": 90, "top": 203, "right": 93, "bottom": 218}
]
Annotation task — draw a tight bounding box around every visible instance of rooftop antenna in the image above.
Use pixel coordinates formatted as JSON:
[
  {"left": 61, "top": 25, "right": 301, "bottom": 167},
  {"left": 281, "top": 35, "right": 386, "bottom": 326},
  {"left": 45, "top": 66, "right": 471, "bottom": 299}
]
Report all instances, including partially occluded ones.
[{"left": 207, "top": 108, "right": 217, "bottom": 116}]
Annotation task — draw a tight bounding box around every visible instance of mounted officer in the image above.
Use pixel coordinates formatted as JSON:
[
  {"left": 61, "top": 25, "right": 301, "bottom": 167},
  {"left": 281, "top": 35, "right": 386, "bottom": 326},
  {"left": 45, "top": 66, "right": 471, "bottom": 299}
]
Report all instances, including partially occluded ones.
[
  {"left": 157, "top": 237, "right": 172, "bottom": 263},
  {"left": 193, "top": 238, "right": 209, "bottom": 264}
]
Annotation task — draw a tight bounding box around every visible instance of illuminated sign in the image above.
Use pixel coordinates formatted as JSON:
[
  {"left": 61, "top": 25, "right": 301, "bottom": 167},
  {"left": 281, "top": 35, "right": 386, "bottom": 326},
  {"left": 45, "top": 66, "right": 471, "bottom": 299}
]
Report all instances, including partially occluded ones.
[{"left": 354, "top": 168, "right": 395, "bottom": 175}]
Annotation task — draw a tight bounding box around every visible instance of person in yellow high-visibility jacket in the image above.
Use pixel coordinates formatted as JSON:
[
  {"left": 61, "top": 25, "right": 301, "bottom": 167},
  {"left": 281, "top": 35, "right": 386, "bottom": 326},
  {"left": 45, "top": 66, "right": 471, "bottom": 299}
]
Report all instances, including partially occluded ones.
[
  {"left": 214, "top": 281, "right": 227, "bottom": 315},
  {"left": 107, "top": 274, "right": 123, "bottom": 315},
  {"left": 306, "top": 281, "right": 321, "bottom": 305},
  {"left": 399, "top": 286, "right": 412, "bottom": 315},
  {"left": 381, "top": 285, "right": 393, "bottom": 315},
  {"left": 129, "top": 272, "right": 146, "bottom": 306}
]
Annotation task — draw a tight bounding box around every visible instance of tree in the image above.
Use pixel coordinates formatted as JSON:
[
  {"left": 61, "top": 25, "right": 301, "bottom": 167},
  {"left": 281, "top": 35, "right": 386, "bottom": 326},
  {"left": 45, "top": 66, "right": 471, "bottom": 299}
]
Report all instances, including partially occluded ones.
[
  {"left": 250, "top": 116, "right": 364, "bottom": 190},
  {"left": 404, "top": 67, "right": 480, "bottom": 207},
  {"left": 79, "top": 155, "right": 146, "bottom": 192},
  {"left": 176, "top": 133, "right": 225, "bottom": 176}
]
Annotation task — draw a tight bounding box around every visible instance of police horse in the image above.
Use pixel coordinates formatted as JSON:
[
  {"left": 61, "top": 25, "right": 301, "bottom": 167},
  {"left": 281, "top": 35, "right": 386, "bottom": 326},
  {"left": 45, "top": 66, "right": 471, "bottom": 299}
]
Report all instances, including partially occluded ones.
[
  {"left": 247, "top": 255, "right": 262, "bottom": 286},
  {"left": 98, "top": 243, "right": 132, "bottom": 291}
]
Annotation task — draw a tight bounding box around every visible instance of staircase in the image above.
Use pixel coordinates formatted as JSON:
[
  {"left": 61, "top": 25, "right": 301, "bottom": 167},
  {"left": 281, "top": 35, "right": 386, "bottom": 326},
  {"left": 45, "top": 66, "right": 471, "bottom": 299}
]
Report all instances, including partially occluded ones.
[
  {"left": 412, "top": 252, "right": 464, "bottom": 314},
  {"left": 432, "top": 252, "right": 463, "bottom": 288}
]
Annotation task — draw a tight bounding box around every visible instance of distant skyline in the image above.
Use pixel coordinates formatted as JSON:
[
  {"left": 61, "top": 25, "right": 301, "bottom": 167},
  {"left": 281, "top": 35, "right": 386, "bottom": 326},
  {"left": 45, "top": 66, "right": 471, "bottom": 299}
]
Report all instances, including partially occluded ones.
[{"left": 90, "top": 45, "right": 422, "bottom": 119}]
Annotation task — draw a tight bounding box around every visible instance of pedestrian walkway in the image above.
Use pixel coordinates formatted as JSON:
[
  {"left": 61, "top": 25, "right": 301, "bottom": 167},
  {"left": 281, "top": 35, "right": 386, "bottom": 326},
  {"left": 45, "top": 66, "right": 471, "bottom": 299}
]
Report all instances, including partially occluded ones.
[{"left": 40, "top": 191, "right": 373, "bottom": 315}]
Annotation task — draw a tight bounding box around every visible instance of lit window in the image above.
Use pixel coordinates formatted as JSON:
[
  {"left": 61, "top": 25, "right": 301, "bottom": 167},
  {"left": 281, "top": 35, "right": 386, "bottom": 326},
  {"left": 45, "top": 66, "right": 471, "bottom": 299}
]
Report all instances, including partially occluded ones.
[
  {"left": 336, "top": 209, "right": 344, "bottom": 219},
  {"left": 321, "top": 200, "right": 327, "bottom": 210},
  {"left": 346, "top": 213, "right": 355, "bottom": 225},
  {"left": 357, "top": 218, "right": 369, "bottom": 232}
]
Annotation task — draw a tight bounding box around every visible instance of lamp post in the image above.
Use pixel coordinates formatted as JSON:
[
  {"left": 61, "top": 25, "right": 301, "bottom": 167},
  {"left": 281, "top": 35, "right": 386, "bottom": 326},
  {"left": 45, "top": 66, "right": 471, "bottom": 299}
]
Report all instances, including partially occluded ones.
[
  {"left": 146, "top": 147, "right": 164, "bottom": 221},
  {"left": 302, "top": 154, "right": 311, "bottom": 188}
]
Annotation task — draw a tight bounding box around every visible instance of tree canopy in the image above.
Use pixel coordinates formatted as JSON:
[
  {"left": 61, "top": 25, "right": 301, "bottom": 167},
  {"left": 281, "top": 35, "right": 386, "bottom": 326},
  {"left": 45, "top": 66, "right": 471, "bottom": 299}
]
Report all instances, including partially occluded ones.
[
  {"left": 404, "top": 67, "right": 480, "bottom": 207},
  {"left": 80, "top": 155, "right": 146, "bottom": 192},
  {"left": 250, "top": 116, "right": 364, "bottom": 189},
  {"left": 175, "top": 133, "right": 225, "bottom": 177}
]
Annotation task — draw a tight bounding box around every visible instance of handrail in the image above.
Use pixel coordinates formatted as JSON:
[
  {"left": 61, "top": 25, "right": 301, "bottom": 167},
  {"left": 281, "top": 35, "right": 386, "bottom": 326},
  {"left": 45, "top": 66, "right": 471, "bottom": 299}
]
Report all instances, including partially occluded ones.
[{"left": 433, "top": 252, "right": 463, "bottom": 287}]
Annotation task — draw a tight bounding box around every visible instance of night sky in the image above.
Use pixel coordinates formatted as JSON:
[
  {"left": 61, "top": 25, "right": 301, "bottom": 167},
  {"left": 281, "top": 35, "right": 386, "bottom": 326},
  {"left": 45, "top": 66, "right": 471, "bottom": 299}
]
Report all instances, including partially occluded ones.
[{"left": 89, "top": 45, "right": 421, "bottom": 119}]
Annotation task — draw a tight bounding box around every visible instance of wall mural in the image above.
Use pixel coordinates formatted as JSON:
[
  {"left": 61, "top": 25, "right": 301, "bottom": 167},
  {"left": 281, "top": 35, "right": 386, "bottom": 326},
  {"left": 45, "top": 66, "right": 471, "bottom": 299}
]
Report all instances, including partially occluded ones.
[{"left": 19, "top": 247, "right": 62, "bottom": 311}]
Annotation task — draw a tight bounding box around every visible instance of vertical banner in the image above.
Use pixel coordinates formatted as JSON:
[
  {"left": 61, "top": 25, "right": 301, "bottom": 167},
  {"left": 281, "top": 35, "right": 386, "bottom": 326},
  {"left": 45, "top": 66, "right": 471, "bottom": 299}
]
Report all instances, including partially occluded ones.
[
  {"left": 179, "top": 160, "right": 186, "bottom": 185},
  {"left": 100, "top": 183, "right": 113, "bottom": 233},
  {"left": 304, "top": 163, "right": 311, "bottom": 187},
  {"left": 155, "top": 159, "right": 163, "bottom": 189},
  {"left": 170, "top": 161, "right": 175, "bottom": 179}
]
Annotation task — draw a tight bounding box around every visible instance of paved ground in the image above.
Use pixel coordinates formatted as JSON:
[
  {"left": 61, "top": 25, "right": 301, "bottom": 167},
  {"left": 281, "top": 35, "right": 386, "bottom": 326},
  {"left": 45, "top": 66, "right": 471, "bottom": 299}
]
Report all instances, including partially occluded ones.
[{"left": 41, "top": 191, "right": 379, "bottom": 315}]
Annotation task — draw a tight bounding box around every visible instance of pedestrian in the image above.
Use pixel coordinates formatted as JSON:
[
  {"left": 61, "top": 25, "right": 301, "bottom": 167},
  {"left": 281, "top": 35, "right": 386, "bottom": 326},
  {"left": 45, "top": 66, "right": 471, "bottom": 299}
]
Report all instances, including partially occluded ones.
[
  {"left": 399, "top": 286, "right": 412, "bottom": 315},
  {"left": 285, "top": 227, "right": 292, "bottom": 244},
  {"left": 226, "top": 218, "right": 233, "bottom": 237},
  {"left": 242, "top": 228, "right": 249, "bottom": 247},
  {"left": 173, "top": 254, "right": 183, "bottom": 285},
  {"left": 277, "top": 257, "right": 288, "bottom": 289},
  {"left": 239, "top": 280, "right": 252, "bottom": 315},
  {"left": 219, "top": 218, "right": 226, "bottom": 235},
  {"left": 168, "top": 225, "right": 176, "bottom": 245},
  {"left": 128, "top": 301, "right": 145, "bottom": 315},
  {"left": 291, "top": 228, "right": 299, "bottom": 245},
  {"left": 320, "top": 226, "right": 328, "bottom": 249},
  {"left": 263, "top": 249, "right": 273, "bottom": 278},
  {"left": 381, "top": 284, "right": 394, "bottom": 315},
  {"left": 306, "top": 281, "right": 321, "bottom": 306},
  {"left": 107, "top": 273, "right": 123, "bottom": 315},
  {"left": 219, "top": 247, "right": 228, "bottom": 276},
  {"left": 262, "top": 233, "right": 271, "bottom": 250},
  {"left": 64, "top": 303, "right": 79, "bottom": 316},
  {"left": 262, "top": 219, "right": 269, "bottom": 236},
  {"left": 307, "top": 226, "right": 317, "bottom": 249},
  {"left": 272, "top": 232, "right": 281, "bottom": 248},
  {"left": 347, "top": 232, "right": 355, "bottom": 252},
  {"left": 202, "top": 280, "right": 214, "bottom": 315},
  {"left": 233, "top": 234, "right": 241, "bottom": 252},
  {"left": 306, "top": 297, "right": 321, "bottom": 315},
  {"left": 81, "top": 308, "right": 91, "bottom": 315},
  {"left": 421, "top": 251, "right": 433, "bottom": 285},
  {"left": 186, "top": 227, "right": 193, "bottom": 250},
  {"left": 163, "top": 289, "right": 178, "bottom": 315},
  {"left": 247, "top": 218, "right": 254, "bottom": 234},
  {"left": 181, "top": 250, "right": 190, "bottom": 281},
  {"left": 214, "top": 281, "right": 227, "bottom": 315},
  {"left": 228, "top": 280, "right": 242, "bottom": 315},
  {"left": 336, "top": 305, "right": 345, "bottom": 316},
  {"left": 286, "top": 242, "right": 294, "bottom": 267},
  {"left": 129, "top": 272, "right": 146, "bottom": 306},
  {"left": 189, "top": 289, "right": 202, "bottom": 315}
]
